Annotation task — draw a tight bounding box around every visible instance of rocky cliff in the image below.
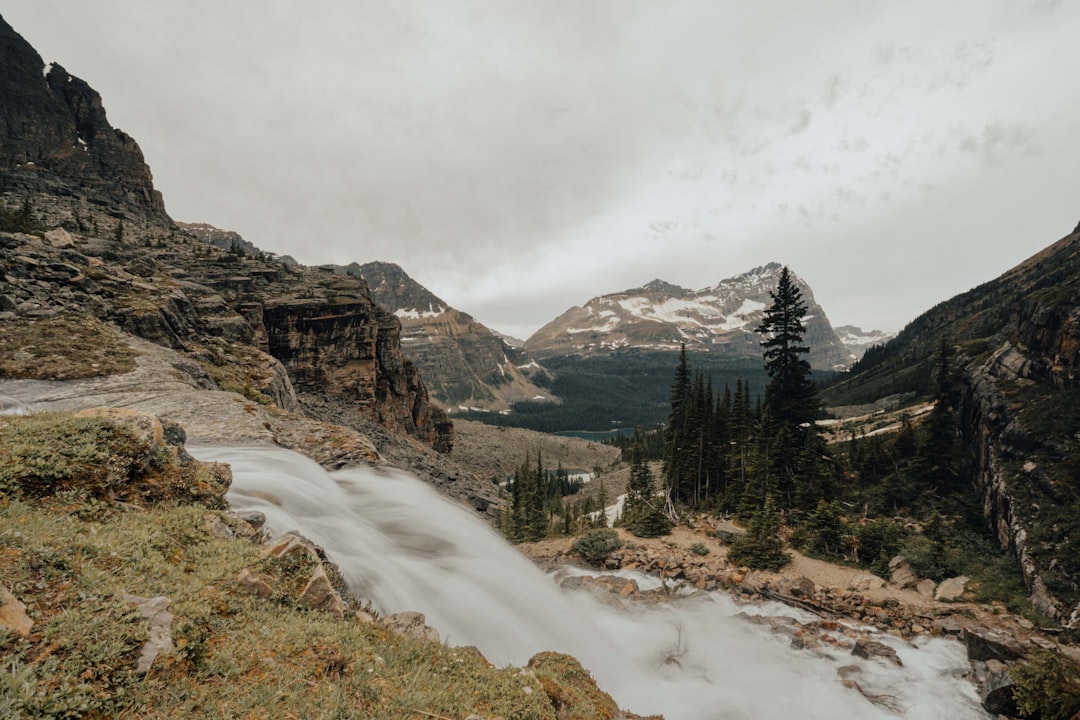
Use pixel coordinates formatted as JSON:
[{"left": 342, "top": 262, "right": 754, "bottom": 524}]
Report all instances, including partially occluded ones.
[
  {"left": 832, "top": 226, "right": 1080, "bottom": 627},
  {"left": 333, "top": 261, "right": 553, "bottom": 412},
  {"left": 0, "top": 16, "right": 166, "bottom": 224},
  {"left": 956, "top": 232, "right": 1080, "bottom": 627},
  {"left": 525, "top": 263, "right": 852, "bottom": 371},
  {"left": 0, "top": 14, "right": 452, "bottom": 456}
]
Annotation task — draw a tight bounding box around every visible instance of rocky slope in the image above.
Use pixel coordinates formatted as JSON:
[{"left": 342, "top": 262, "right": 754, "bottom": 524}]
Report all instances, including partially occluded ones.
[
  {"left": 334, "top": 261, "right": 553, "bottom": 412},
  {"left": 525, "top": 263, "right": 852, "bottom": 370},
  {"left": 0, "top": 16, "right": 166, "bottom": 225},
  {"left": 829, "top": 224, "right": 1080, "bottom": 628},
  {"left": 0, "top": 12, "right": 456, "bottom": 455}
]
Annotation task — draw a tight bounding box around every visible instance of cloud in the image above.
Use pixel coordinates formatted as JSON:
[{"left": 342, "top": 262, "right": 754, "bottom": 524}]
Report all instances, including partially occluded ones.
[{"left": 958, "top": 123, "right": 1040, "bottom": 166}]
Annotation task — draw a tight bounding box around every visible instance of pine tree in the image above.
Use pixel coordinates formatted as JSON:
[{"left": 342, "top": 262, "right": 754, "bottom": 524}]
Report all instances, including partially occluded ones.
[
  {"left": 756, "top": 266, "right": 818, "bottom": 429},
  {"left": 755, "top": 266, "right": 828, "bottom": 507},
  {"left": 663, "top": 344, "right": 693, "bottom": 505},
  {"left": 623, "top": 445, "right": 673, "bottom": 537},
  {"left": 728, "top": 494, "right": 791, "bottom": 570}
]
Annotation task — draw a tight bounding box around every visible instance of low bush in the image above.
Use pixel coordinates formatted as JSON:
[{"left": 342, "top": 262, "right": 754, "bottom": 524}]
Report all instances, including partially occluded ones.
[{"left": 571, "top": 528, "right": 623, "bottom": 564}]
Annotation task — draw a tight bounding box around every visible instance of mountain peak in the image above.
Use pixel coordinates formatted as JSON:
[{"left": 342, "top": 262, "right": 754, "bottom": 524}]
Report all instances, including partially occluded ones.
[
  {"left": 0, "top": 14, "right": 167, "bottom": 221},
  {"left": 526, "top": 264, "right": 850, "bottom": 370}
]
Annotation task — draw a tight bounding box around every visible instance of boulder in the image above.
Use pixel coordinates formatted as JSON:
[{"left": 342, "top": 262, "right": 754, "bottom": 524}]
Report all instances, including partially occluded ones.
[
  {"left": 0, "top": 585, "right": 33, "bottom": 637},
  {"left": 298, "top": 565, "right": 346, "bottom": 620},
  {"left": 124, "top": 593, "right": 175, "bottom": 674},
  {"left": 852, "top": 638, "right": 903, "bottom": 666},
  {"left": 235, "top": 568, "right": 273, "bottom": 598},
  {"left": 914, "top": 578, "right": 937, "bottom": 598},
  {"left": 964, "top": 628, "right": 1024, "bottom": 662},
  {"left": 980, "top": 669, "right": 1019, "bottom": 716},
  {"left": 888, "top": 556, "right": 918, "bottom": 589},
  {"left": 934, "top": 576, "right": 969, "bottom": 602},
  {"left": 44, "top": 228, "right": 75, "bottom": 248},
  {"left": 381, "top": 611, "right": 440, "bottom": 642}
]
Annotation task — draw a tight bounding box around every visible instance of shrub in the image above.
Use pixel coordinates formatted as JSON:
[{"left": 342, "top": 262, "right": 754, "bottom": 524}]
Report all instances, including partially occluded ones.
[
  {"left": 854, "top": 518, "right": 905, "bottom": 573},
  {"left": 571, "top": 528, "right": 622, "bottom": 564},
  {"left": 728, "top": 496, "right": 791, "bottom": 571},
  {"left": 689, "top": 542, "right": 710, "bottom": 556},
  {"left": 1010, "top": 648, "right": 1080, "bottom": 720}
]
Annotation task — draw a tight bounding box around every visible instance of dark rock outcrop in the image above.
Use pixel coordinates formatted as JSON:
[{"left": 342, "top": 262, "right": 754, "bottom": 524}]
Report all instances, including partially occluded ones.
[
  {"left": 0, "top": 15, "right": 167, "bottom": 221},
  {"left": 333, "top": 261, "right": 553, "bottom": 412}
]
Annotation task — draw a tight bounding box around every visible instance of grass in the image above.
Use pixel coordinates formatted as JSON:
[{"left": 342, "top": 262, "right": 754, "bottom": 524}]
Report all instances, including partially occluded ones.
[
  {"left": 0, "top": 314, "right": 137, "bottom": 380},
  {"left": 0, "top": 412, "right": 631, "bottom": 719}
]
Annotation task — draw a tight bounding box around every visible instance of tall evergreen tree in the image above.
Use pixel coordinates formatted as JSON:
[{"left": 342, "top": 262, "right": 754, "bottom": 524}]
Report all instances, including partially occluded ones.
[
  {"left": 623, "top": 445, "right": 673, "bottom": 537},
  {"left": 755, "top": 266, "right": 827, "bottom": 507},
  {"left": 756, "top": 266, "right": 818, "bottom": 429}
]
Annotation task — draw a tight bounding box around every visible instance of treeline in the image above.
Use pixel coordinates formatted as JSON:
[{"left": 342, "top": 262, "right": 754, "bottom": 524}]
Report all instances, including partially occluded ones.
[{"left": 498, "top": 454, "right": 612, "bottom": 542}]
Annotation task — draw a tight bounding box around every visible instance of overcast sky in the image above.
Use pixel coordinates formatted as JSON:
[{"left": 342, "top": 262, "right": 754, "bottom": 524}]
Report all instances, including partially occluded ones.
[{"left": 5, "top": 1, "right": 1079, "bottom": 339}]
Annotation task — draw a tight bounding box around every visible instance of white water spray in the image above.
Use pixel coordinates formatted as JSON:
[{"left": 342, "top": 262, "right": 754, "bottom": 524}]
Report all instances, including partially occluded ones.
[{"left": 191, "top": 446, "right": 989, "bottom": 720}]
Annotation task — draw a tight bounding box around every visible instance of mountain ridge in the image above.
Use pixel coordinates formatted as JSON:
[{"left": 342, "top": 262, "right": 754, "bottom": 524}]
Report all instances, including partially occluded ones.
[
  {"left": 329, "top": 260, "right": 554, "bottom": 413},
  {"left": 525, "top": 262, "right": 855, "bottom": 370}
]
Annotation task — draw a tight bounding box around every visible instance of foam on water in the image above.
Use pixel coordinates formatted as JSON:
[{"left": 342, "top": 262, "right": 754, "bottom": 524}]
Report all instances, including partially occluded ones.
[{"left": 191, "top": 446, "right": 989, "bottom": 720}]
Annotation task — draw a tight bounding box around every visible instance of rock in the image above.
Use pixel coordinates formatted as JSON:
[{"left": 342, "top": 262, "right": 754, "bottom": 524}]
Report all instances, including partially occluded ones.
[
  {"left": 937, "top": 618, "right": 963, "bottom": 636},
  {"left": 44, "top": 228, "right": 75, "bottom": 248},
  {"left": 0, "top": 585, "right": 33, "bottom": 637},
  {"left": 789, "top": 576, "right": 816, "bottom": 598},
  {"left": 381, "top": 611, "right": 440, "bottom": 642},
  {"left": 203, "top": 513, "right": 234, "bottom": 539},
  {"left": 236, "top": 510, "right": 267, "bottom": 529},
  {"left": 124, "top": 593, "right": 174, "bottom": 674},
  {"left": 980, "top": 669, "right": 1019, "bottom": 716},
  {"left": 355, "top": 609, "right": 376, "bottom": 624},
  {"left": 934, "top": 576, "right": 969, "bottom": 602},
  {"left": 848, "top": 573, "right": 886, "bottom": 592},
  {"left": 964, "top": 628, "right": 1024, "bottom": 662},
  {"left": 914, "top": 578, "right": 937, "bottom": 598},
  {"left": 852, "top": 638, "right": 903, "bottom": 666},
  {"left": 888, "top": 556, "right": 918, "bottom": 589},
  {"left": 235, "top": 568, "right": 273, "bottom": 598},
  {"left": 298, "top": 565, "right": 346, "bottom": 620}
]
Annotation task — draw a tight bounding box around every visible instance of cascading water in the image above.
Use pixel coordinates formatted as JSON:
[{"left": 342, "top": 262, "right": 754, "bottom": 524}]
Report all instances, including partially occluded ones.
[{"left": 191, "top": 446, "right": 990, "bottom": 720}]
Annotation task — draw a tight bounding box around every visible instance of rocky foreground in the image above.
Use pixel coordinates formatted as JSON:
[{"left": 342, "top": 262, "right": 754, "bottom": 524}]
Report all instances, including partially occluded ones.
[{"left": 520, "top": 521, "right": 1080, "bottom": 718}]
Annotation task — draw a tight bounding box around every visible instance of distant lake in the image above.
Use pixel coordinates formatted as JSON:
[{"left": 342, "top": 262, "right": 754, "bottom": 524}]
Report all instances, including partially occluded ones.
[{"left": 553, "top": 428, "right": 636, "bottom": 442}]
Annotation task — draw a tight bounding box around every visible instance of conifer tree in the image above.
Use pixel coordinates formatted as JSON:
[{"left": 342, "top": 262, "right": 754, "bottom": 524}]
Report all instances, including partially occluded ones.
[
  {"left": 728, "top": 494, "right": 791, "bottom": 570},
  {"left": 624, "top": 445, "right": 673, "bottom": 537},
  {"left": 756, "top": 266, "right": 818, "bottom": 429},
  {"left": 755, "top": 266, "right": 828, "bottom": 507}
]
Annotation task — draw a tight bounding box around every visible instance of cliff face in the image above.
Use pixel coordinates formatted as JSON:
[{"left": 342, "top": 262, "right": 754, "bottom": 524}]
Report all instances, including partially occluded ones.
[
  {"left": 0, "top": 12, "right": 452, "bottom": 455},
  {"left": 337, "top": 261, "right": 553, "bottom": 412},
  {"left": 260, "top": 297, "right": 451, "bottom": 451},
  {"left": 961, "top": 298, "right": 1080, "bottom": 627},
  {"left": 0, "top": 16, "right": 166, "bottom": 221}
]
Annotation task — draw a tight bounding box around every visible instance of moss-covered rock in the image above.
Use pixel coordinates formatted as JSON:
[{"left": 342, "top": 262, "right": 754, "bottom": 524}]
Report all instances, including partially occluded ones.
[{"left": 0, "top": 410, "right": 229, "bottom": 508}]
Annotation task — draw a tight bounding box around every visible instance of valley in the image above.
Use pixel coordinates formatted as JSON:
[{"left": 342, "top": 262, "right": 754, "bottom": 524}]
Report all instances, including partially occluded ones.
[{"left": 1, "top": 8, "right": 1079, "bottom": 720}]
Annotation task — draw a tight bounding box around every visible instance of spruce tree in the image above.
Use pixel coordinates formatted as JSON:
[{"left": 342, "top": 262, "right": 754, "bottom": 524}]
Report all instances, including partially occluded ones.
[
  {"left": 756, "top": 266, "right": 818, "bottom": 429},
  {"left": 728, "top": 494, "right": 791, "bottom": 570},
  {"left": 755, "top": 266, "right": 827, "bottom": 507},
  {"left": 624, "top": 446, "right": 673, "bottom": 537}
]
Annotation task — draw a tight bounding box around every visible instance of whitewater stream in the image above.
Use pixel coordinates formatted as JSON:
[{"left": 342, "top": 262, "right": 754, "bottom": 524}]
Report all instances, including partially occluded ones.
[{"left": 190, "top": 446, "right": 989, "bottom": 720}]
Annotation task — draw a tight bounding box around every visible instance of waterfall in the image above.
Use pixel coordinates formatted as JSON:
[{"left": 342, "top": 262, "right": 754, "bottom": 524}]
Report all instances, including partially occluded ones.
[{"left": 191, "top": 446, "right": 990, "bottom": 720}]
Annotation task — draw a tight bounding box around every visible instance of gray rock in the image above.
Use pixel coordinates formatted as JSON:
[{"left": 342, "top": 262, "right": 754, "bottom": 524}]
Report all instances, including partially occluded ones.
[
  {"left": 124, "top": 593, "right": 175, "bottom": 674},
  {"left": 888, "top": 556, "right": 918, "bottom": 589},
  {"left": 382, "top": 611, "right": 441, "bottom": 642},
  {"left": 0, "top": 585, "right": 33, "bottom": 637},
  {"left": 852, "top": 638, "right": 903, "bottom": 666},
  {"left": 934, "top": 576, "right": 969, "bottom": 602},
  {"left": 298, "top": 565, "right": 346, "bottom": 620},
  {"left": 964, "top": 628, "right": 1024, "bottom": 662},
  {"left": 980, "top": 669, "right": 1018, "bottom": 716},
  {"left": 235, "top": 568, "right": 273, "bottom": 598},
  {"left": 914, "top": 578, "right": 937, "bottom": 598}
]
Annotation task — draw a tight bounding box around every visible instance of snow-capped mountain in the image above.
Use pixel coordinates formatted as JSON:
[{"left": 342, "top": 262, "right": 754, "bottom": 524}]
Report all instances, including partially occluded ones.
[
  {"left": 328, "top": 261, "right": 552, "bottom": 412},
  {"left": 834, "top": 325, "right": 896, "bottom": 362},
  {"left": 525, "top": 263, "right": 852, "bottom": 370}
]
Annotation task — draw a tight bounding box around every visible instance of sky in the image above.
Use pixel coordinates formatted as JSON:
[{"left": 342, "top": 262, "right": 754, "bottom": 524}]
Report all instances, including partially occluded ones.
[{"left": 5, "top": 1, "right": 1080, "bottom": 340}]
